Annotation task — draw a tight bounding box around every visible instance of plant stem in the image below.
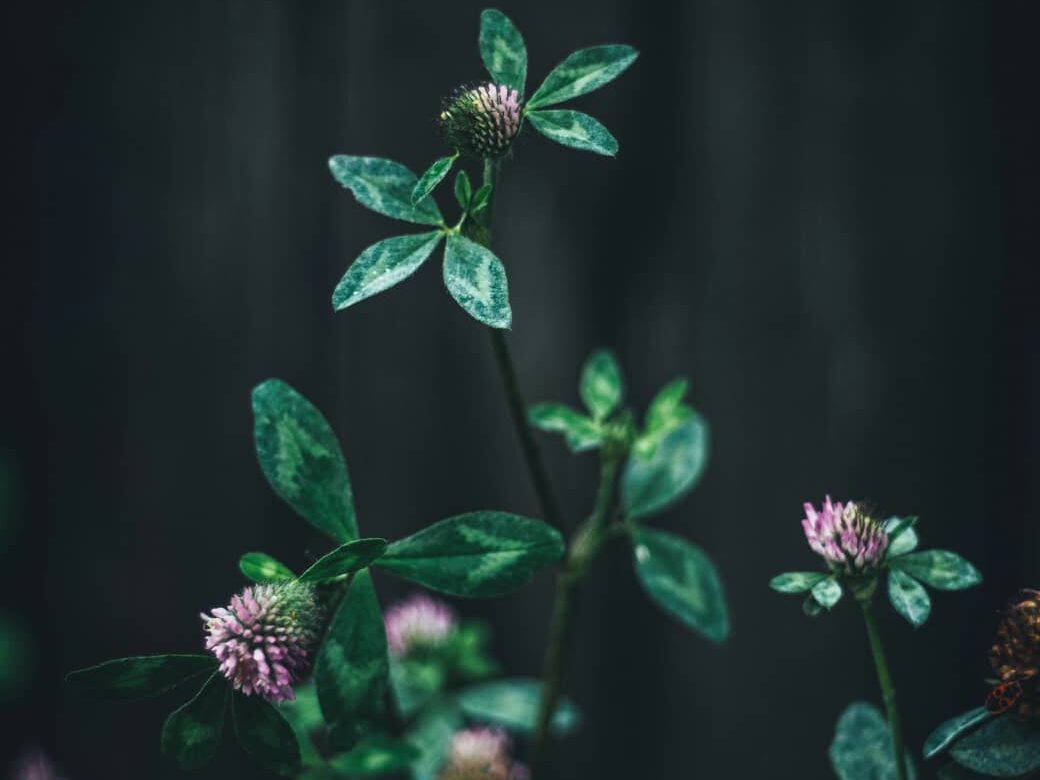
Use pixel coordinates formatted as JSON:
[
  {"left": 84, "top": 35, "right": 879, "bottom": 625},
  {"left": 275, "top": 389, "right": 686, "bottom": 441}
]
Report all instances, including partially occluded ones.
[
  {"left": 860, "top": 601, "right": 908, "bottom": 780},
  {"left": 478, "top": 158, "right": 563, "bottom": 530},
  {"left": 529, "top": 452, "right": 621, "bottom": 775}
]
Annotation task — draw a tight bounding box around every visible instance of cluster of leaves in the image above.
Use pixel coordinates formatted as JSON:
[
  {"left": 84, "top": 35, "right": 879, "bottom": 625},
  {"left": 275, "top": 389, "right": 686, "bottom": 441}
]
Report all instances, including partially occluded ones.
[
  {"left": 280, "top": 606, "right": 580, "bottom": 780},
  {"left": 924, "top": 704, "right": 1040, "bottom": 778},
  {"left": 68, "top": 379, "right": 565, "bottom": 776},
  {"left": 387, "top": 637, "right": 580, "bottom": 780},
  {"left": 530, "top": 349, "right": 729, "bottom": 643},
  {"left": 769, "top": 517, "right": 982, "bottom": 625},
  {"left": 328, "top": 10, "right": 637, "bottom": 332}
]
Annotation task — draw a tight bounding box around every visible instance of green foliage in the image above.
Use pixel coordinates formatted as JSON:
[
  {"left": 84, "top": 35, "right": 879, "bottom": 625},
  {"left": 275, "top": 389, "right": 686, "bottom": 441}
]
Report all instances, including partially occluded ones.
[
  {"left": 456, "top": 677, "right": 581, "bottom": 735},
  {"left": 830, "top": 702, "right": 916, "bottom": 780},
  {"left": 884, "top": 516, "right": 919, "bottom": 557},
  {"left": 803, "top": 593, "right": 826, "bottom": 617},
  {"left": 279, "top": 684, "right": 325, "bottom": 767},
  {"left": 948, "top": 714, "right": 1040, "bottom": 777},
  {"left": 316, "top": 571, "right": 390, "bottom": 752},
  {"left": 406, "top": 702, "right": 463, "bottom": 780},
  {"left": 634, "top": 378, "right": 695, "bottom": 459},
  {"left": 811, "top": 576, "right": 843, "bottom": 610},
  {"left": 161, "top": 673, "right": 228, "bottom": 770},
  {"left": 332, "top": 232, "right": 444, "bottom": 312},
  {"left": 328, "top": 156, "right": 443, "bottom": 226},
  {"left": 239, "top": 552, "right": 296, "bottom": 583},
  {"left": 936, "top": 764, "right": 992, "bottom": 780},
  {"left": 252, "top": 379, "right": 358, "bottom": 543},
  {"left": 527, "top": 45, "right": 639, "bottom": 109},
  {"left": 890, "top": 550, "right": 982, "bottom": 591},
  {"left": 631, "top": 527, "right": 729, "bottom": 642},
  {"left": 232, "top": 693, "right": 302, "bottom": 776},
  {"left": 454, "top": 171, "right": 472, "bottom": 210},
  {"left": 330, "top": 737, "right": 421, "bottom": 775},
  {"left": 67, "top": 655, "right": 216, "bottom": 701},
  {"left": 376, "top": 512, "right": 564, "bottom": 597},
  {"left": 391, "top": 658, "right": 445, "bottom": 719},
  {"left": 479, "top": 9, "right": 527, "bottom": 94},
  {"left": 526, "top": 109, "right": 618, "bottom": 156},
  {"left": 580, "top": 349, "right": 623, "bottom": 420},
  {"left": 470, "top": 183, "right": 492, "bottom": 216},
  {"left": 887, "top": 569, "right": 931, "bottom": 627},
  {"left": 527, "top": 403, "right": 602, "bottom": 452},
  {"left": 297, "top": 538, "right": 388, "bottom": 584},
  {"left": 622, "top": 416, "right": 709, "bottom": 519},
  {"left": 924, "top": 708, "right": 991, "bottom": 760},
  {"left": 442, "top": 234, "right": 512, "bottom": 329},
  {"left": 412, "top": 154, "right": 459, "bottom": 204},
  {"left": 769, "top": 571, "right": 827, "bottom": 594}
]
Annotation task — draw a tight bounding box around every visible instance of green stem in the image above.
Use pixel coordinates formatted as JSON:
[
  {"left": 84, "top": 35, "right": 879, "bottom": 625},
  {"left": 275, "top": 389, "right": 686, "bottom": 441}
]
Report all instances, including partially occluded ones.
[
  {"left": 860, "top": 601, "right": 908, "bottom": 780},
  {"left": 478, "top": 158, "right": 563, "bottom": 530},
  {"left": 529, "top": 452, "right": 621, "bottom": 774}
]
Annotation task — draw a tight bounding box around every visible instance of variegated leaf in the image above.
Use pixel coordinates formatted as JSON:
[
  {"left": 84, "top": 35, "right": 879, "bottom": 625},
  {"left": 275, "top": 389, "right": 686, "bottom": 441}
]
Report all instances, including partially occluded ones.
[
  {"left": 332, "top": 232, "right": 444, "bottom": 311},
  {"left": 442, "top": 234, "right": 512, "bottom": 329},
  {"left": 328, "top": 156, "right": 443, "bottom": 225},
  {"left": 526, "top": 109, "right": 618, "bottom": 156},
  {"left": 527, "top": 45, "right": 638, "bottom": 108}
]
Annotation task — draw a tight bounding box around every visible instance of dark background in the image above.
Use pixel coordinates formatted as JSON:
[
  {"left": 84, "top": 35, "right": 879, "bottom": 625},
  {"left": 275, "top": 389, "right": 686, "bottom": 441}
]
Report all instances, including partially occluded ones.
[{"left": 6, "top": 0, "right": 1038, "bottom": 778}]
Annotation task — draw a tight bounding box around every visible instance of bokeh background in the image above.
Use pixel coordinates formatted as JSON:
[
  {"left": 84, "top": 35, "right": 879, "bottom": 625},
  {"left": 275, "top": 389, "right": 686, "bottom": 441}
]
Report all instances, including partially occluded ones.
[{"left": 7, "top": 0, "right": 1038, "bottom": 778}]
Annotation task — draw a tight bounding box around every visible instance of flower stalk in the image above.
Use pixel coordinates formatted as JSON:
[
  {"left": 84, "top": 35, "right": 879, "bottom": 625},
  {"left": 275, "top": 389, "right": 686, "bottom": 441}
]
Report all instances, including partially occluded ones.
[
  {"left": 530, "top": 447, "right": 623, "bottom": 775},
  {"left": 859, "top": 600, "right": 908, "bottom": 780},
  {"left": 478, "top": 159, "right": 563, "bottom": 531}
]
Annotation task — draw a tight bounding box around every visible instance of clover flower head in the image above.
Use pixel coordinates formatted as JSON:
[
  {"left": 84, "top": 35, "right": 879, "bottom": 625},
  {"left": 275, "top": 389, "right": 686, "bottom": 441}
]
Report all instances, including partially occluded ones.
[
  {"left": 439, "top": 82, "right": 522, "bottom": 158},
  {"left": 202, "top": 581, "right": 321, "bottom": 703},
  {"left": 437, "top": 727, "right": 528, "bottom": 780},
  {"left": 384, "top": 592, "right": 456, "bottom": 657},
  {"left": 12, "top": 750, "right": 65, "bottom": 780},
  {"left": 988, "top": 588, "right": 1040, "bottom": 719},
  {"left": 802, "top": 496, "right": 889, "bottom": 574}
]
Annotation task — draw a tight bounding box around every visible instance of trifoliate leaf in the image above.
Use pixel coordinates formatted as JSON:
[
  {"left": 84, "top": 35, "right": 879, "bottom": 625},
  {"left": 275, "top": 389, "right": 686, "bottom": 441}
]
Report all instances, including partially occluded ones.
[
  {"left": 412, "top": 154, "right": 458, "bottom": 205},
  {"left": 528, "top": 403, "right": 602, "bottom": 452},
  {"left": 769, "top": 571, "right": 828, "bottom": 594},
  {"left": 579, "top": 349, "right": 623, "bottom": 420},
  {"left": 456, "top": 678, "right": 580, "bottom": 735},
  {"left": 631, "top": 528, "right": 729, "bottom": 642},
  {"left": 887, "top": 569, "right": 931, "bottom": 627},
  {"left": 479, "top": 9, "right": 527, "bottom": 94},
  {"left": 622, "top": 416, "right": 709, "bottom": 519},
  {"left": 161, "top": 673, "right": 228, "bottom": 770},
  {"left": 527, "top": 45, "right": 639, "bottom": 109},
  {"left": 328, "top": 156, "right": 443, "bottom": 226},
  {"left": 442, "top": 234, "right": 512, "bottom": 329},
  {"left": 924, "top": 708, "right": 991, "bottom": 759},
  {"left": 332, "top": 231, "right": 444, "bottom": 312},
  {"left": 811, "top": 577, "right": 843, "bottom": 609},
  {"left": 239, "top": 553, "right": 296, "bottom": 584},
  {"left": 376, "top": 512, "right": 564, "bottom": 598},
  {"left": 891, "top": 550, "right": 982, "bottom": 591},
  {"left": 252, "top": 379, "right": 358, "bottom": 543}
]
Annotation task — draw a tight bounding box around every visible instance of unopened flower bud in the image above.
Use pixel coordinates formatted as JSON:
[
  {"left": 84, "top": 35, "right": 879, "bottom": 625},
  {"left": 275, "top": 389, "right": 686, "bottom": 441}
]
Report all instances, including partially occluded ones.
[{"left": 439, "top": 82, "right": 522, "bottom": 158}]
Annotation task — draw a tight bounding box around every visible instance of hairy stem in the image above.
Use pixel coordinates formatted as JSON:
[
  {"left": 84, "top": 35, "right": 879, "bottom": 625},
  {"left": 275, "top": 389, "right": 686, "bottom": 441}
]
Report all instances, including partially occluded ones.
[
  {"left": 530, "top": 452, "right": 621, "bottom": 774},
  {"left": 478, "top": 158, "right": 563, "bottom": 530},
  {"left": 860, "top": 601, "right": 908, "bottom": 780}
]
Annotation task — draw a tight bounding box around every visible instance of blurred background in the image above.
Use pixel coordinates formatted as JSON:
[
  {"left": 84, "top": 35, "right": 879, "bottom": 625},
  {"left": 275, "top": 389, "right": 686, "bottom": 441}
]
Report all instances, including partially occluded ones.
[{"left": 6, "top": 0, "right": 1038, "bottom": 778}]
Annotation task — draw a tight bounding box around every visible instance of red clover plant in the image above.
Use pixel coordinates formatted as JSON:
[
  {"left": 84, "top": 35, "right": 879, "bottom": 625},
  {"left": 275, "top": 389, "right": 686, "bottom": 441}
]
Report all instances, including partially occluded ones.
[{"left": 64, "top": 8, "right": 1040, "bottom": 780}]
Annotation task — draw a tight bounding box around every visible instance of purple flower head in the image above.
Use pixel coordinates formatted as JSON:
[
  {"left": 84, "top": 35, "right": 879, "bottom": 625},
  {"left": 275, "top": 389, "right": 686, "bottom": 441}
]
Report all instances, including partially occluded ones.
[
  {"left": 384, "top": 593, "right": 456, "bottom": 657},
  {"left": 202, "top": 581, "right": 322, "bottom": 703},
  {"left": 439, "top": 82, "right": 522, "bottom": 158},
  {"left": 11, "top": 750, "right": 66, "bottom": 780},
  {"left": 437, "top": 727, "right": 527, "bottom": 780},
  {"left": 802, "top": 496, "right": 889, "bottom": 574}
]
